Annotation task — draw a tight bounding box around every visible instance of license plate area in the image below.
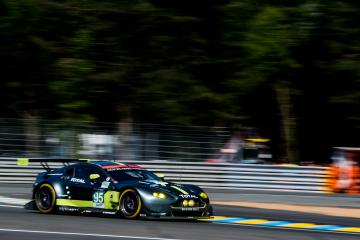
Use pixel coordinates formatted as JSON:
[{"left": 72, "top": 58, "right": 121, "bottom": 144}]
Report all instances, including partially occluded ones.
[{"left": 180, "top": 207, "right": 200, "bottom": 211}]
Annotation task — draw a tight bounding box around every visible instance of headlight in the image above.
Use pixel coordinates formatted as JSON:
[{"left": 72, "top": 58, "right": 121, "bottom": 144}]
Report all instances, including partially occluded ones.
[
  {"left": 182, "top": 199, "right": 195, "bottom": 207},
  {"left": 188, "top": 199, "right": 195, "bottom": 207},
  {"left": 199, "top": 192, "right": 208, "bottom": 199},
  {"left": 153, "top": 192, "right": 166, "bottom": 199}
]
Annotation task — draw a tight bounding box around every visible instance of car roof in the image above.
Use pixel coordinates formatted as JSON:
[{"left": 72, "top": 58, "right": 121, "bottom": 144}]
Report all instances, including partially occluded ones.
[{"left": 90, "top": 161, "right": 142, "bottom": 170}]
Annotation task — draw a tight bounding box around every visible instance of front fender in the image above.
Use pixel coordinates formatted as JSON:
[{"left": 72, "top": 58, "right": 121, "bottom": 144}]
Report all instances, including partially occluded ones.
[{"left": 135, "top": 188, "right": 177, "bottom": 213}]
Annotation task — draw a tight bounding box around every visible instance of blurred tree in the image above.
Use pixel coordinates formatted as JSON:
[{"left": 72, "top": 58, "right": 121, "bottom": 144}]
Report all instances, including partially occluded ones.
[
  {"left": 299, "top": 1, "right": 360, "bottom": 162},
  {"left": 1, "top": 0, "right": 360, "bottom": 163},
  {"left": 219, "top": 3, "right": 304, "bottom": 162}
]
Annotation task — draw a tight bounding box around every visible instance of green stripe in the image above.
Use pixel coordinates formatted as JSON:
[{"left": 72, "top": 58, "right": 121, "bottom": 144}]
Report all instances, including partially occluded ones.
[
  {"left": 56, "top": 199, "right": 93, "bottom": 208},
  {"left": 171, "top": 186, "right": 188, "bottom": 195}
]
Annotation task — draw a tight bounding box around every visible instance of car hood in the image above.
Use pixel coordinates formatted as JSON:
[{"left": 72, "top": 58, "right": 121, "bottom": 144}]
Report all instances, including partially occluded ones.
[{"left": 115, "top": 179, "right": 202, "bottom": 197}]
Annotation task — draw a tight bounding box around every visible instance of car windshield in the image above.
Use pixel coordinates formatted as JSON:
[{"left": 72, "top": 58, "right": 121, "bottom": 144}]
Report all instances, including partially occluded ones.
[{"left": 107, "top": 169, "right": 162, "bottom": 182}]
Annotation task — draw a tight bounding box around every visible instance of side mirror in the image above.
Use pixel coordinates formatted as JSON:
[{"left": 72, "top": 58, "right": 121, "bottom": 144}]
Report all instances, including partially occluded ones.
[
  {"left": 89, "top": 173, "right": 100, "bottom": 181},
  {"left": 156, "top": 173, "right": 165, "bottom": 181}
]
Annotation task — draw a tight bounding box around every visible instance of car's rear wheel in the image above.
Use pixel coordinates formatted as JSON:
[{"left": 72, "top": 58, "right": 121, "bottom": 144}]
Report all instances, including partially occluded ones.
[
  {"left": 119, "top": 189, "right": 142, "bottom": 219},
  {"left": 34, "top": 183, "right": 56, "bottom": 213}
]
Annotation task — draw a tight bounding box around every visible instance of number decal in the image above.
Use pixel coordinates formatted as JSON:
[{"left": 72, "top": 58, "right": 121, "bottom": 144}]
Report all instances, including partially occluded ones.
[{"left": 93, "top": 191, "right": 104, "bottom": 208}]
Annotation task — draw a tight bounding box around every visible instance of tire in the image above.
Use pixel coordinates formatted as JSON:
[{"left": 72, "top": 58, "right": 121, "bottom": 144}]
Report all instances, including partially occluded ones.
[
  {"left": 34, "top": 183, "right": 56, "bottom": 213},
  {"left": 119, "top": 189, "right": 142, "bottom": 219}
]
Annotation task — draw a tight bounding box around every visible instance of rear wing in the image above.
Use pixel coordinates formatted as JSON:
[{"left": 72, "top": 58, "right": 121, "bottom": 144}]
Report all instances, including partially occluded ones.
[{"left": 16, "top": 158, "right": 89, "bottom": 172}]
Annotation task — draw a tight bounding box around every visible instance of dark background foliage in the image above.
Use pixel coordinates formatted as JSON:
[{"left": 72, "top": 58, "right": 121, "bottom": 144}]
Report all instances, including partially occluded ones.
[{"left": 1, "top": 0, "right": 359, "bottom": 163}]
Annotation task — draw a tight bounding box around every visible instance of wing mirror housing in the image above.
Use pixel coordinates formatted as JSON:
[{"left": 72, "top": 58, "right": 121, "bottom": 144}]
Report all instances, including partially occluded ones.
[{"left": 156, "top": 173, "right": 165, "bottom": 181}]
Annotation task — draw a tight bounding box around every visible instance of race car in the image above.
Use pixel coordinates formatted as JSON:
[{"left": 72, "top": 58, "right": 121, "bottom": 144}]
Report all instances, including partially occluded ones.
[{"left": 25, "top": 159, "right": 213, "bottom": 219}]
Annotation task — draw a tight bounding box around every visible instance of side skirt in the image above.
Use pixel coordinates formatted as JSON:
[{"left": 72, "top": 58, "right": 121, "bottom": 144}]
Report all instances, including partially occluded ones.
[
  {"left": 24, "top": 200, "right": 36, "bottom": 210},
  {"left": 58, "top": 206, "right": 118, "bottom": 215}
]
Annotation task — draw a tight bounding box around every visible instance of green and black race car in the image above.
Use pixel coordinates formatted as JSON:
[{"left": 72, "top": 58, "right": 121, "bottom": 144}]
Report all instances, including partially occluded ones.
[{"left": 25, "top": 159, "right": 213, "bottom": 219}]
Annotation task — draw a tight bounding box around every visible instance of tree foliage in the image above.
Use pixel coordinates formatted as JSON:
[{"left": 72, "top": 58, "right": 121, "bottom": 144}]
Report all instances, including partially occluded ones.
[{"left": 0, "top": 0, "right": 359, "bottom": 162}]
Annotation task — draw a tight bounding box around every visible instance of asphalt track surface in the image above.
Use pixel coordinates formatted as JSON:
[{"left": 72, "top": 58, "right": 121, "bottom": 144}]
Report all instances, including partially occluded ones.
[{"left": 0, "top": 185, "right": 360, "bottom": 240}]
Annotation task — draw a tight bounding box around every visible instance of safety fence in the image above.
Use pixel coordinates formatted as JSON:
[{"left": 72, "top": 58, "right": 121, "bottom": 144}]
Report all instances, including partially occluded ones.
[
  {"left": 0, "top": 158, "right": 329, "bottom": 193},
  {"left": 0, "top": 118, "right": 231, "bottom": 162}
]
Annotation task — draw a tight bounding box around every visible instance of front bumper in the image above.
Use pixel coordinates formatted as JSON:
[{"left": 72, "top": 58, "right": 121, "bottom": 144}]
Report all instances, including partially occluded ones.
[{"left": 142, "top": 204, "right": 213, "bottom": 219}]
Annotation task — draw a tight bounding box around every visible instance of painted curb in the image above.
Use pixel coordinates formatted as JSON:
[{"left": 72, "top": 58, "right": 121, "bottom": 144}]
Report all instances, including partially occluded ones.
[{"left": 199, "top": 216, "right": 360, "bottom": 234}]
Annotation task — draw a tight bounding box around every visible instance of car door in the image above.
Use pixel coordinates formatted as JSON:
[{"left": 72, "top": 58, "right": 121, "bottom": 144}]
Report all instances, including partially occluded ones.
[
  {"left": 68, "top": 165, "right": 104, "bottom": 201},
  {"left": 60, "top": 166, "right": 76, "bottom": 199}
]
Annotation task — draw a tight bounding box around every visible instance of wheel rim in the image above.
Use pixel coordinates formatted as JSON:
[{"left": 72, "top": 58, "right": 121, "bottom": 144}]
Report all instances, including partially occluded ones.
[
  {"left": 120, "top": 190, "right": 141, "bottom": 218},
  {"left": 35, "top": 185, "right": 55, "bottom": 212}
]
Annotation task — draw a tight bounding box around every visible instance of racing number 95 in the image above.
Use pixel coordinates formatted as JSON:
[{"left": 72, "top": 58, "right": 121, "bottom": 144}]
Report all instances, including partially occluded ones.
[{"left": 93, "top": 191, "right": 104, "bottom": 203}]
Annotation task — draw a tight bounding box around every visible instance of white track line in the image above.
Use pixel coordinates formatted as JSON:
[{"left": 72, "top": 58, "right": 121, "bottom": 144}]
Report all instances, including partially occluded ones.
[
  {"left": 0, "top": 229, "right": 182, "bottom": 240},
  {"left": 0, "top": 204, "right": 23, "bottom": 208},
  {"left": 0, "top": 195, "right": 28, "bottom": 205}
]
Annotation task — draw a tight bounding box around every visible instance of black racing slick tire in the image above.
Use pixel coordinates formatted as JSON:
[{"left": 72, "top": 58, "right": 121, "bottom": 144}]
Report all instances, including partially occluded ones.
[
  {"left": 119, "top": 189, "right": 142, "bottom": 219},
  {"left": 34, "top": 183, "right": 57, "bottom": 213}
]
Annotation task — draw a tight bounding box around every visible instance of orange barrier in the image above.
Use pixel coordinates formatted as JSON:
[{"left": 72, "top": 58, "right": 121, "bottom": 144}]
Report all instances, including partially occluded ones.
[{"left": 326, "top": 164, "right": 360, "bottom": 194}]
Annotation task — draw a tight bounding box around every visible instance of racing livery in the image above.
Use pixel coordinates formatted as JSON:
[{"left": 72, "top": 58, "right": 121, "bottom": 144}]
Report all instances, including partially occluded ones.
[{"left": 25, "top": 160, "right": 213, "bottom": 219}]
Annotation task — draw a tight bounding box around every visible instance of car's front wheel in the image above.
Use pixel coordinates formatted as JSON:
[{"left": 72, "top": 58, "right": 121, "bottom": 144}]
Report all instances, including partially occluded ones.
[
  {"left": 34, "top": 183, "right": 56, "bottom": 213},
  {"left": 119, "top": 189, "right": 142, "bottom": 219}
]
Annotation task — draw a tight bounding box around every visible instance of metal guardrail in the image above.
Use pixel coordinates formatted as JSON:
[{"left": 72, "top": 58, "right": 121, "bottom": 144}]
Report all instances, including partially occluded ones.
[
  {"left": 0, "top": 158, "right": 328, "bottom": 193},
  {"left": 0, "top": 118, "right": 231, "bottom": 162}
]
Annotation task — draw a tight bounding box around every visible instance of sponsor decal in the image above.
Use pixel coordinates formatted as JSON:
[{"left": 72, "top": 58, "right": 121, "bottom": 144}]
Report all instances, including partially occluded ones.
[
  {"left": 100, "top": 181, "right": 110, "bottom": 189},
  {"left": 181, "top": 207, "right": 200, "bottom": 211},
  {"left": 102, "top": 211, "right": 116, "bottom": 215},
  {"left": 105, "top": 167, "right": 138, "bottom": 172},
  {"left": 179, "top": 194, "right": 198, "bottom": 199},
  {"left": 70, "top": 178, "right": 85, "bottom": 184},
  {"left": 58, "top": 206, "right": 79, "bottom": 212},
  {"left": 105, "top": 168, "right": 125, "bottom": 171},
  {"left": 102, "top": 164, "right": 142, "bottom": 171}
]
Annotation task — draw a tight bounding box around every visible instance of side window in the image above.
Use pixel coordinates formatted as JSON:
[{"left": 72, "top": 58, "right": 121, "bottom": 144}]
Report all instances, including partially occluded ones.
[
  {"left": 75, "top": 166, "right": 106, "bottom": 182},
  {"left": 63, "top": 168, "right": 74, "bottom": 178}
]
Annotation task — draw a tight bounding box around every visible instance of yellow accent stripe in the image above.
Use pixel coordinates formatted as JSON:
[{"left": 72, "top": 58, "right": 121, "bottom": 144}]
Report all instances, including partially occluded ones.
[
  {"left": 56, "top": 199, "right": 93, "bottom": 208},
  {"left": 235, "top": 219, "right": 269, "bottom": 225},
  {"left": 171, "top": 186, "right": 188, "bottom": 195},
  {"left": 336, "top": 227, "right": 360, "bottom": 233},
  {"left": 282, "top": 223, "right": 317, "bottom": 228},
  {"left": 199, "top": 216, "right": 227, "bottom": 221}
]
